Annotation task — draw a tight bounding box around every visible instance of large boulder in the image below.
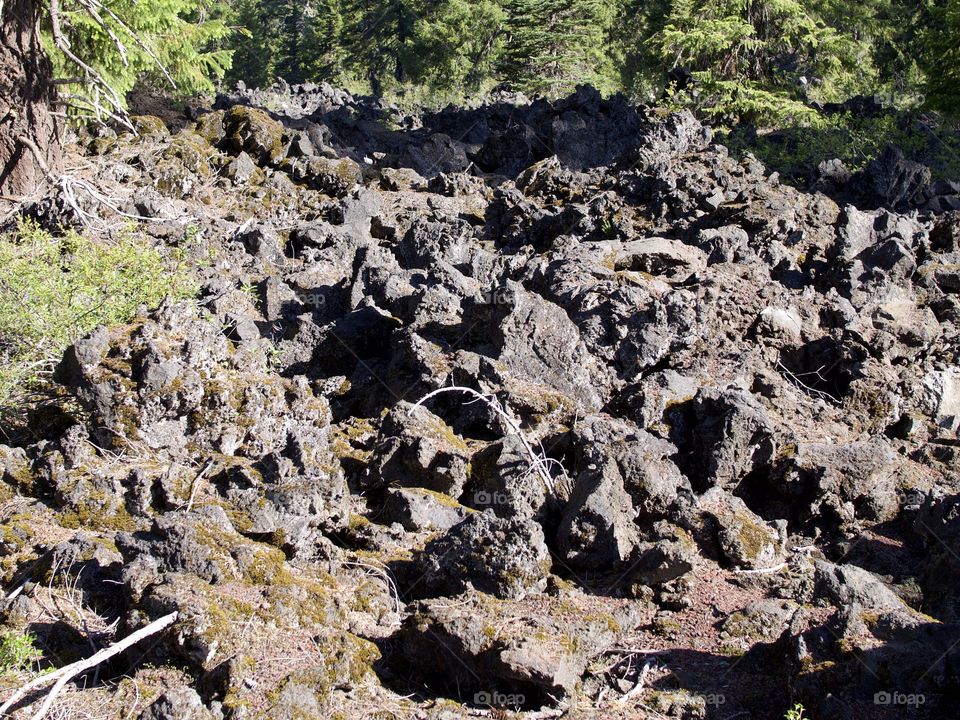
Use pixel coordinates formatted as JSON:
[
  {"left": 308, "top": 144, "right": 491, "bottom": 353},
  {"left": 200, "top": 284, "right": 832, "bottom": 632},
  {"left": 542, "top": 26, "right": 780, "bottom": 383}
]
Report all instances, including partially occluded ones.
[
  {"left": 770, "top": 440, "right": 901, "bottom": 529},
  {"left": 688, "top": 387, "right": 776, "bottom": 491},
  {"left": 221, "top": 105, "right": 287, "bottom": 165},
  {"left": 402, "top": 589, "right": 640, "bottom": 702},
  {"left": 488, "top": 283, "right": 614, "bottom": 411},
  {"left": 697, "top": 488, "right": 784, "bottom": 571},
  {"left": 363, "top": 401, "right": 472, "bottom": 498},
  {"left": 557, "top": 415, "right": 691, "bottom": 570},
  {"left": 409, "top": 512, "right": 551, "bottom": 600},
  {"left": 281, "top": 155, "right": 362, "bottom": 196}
]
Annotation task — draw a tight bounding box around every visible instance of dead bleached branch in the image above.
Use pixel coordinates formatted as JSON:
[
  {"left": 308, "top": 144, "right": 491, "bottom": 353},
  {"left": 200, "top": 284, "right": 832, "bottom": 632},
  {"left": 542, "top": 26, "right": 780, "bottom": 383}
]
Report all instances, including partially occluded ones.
[
  {"left": 0, "top": 611, "right": 178, "bottom": 720},
  {"left": 411, "top": 386, "right": 557, "bottom": 495}
]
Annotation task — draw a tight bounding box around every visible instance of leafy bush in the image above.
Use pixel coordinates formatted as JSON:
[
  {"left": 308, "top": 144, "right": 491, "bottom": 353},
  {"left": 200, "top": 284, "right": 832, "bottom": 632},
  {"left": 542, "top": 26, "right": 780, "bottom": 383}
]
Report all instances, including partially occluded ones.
[
  {"left": 0, "top": 220, "right": 198, "bottom": 409},
  {"left": 0, "top": 630, "right": 41, "bottom": 674},
  {"left": 723, "top": 110, "right": 960, "bottom": 182}
]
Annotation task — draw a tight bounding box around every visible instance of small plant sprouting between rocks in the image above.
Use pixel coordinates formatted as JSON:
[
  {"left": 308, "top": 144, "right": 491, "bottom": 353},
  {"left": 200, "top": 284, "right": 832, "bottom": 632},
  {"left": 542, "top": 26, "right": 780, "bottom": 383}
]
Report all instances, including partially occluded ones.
[
  {"left": 785, "top": 703, "right": 807, "bottom": 720},
  {"left": 0, "top": 630, "right": 41, "bottom": 675},
  {"left": 0, "top": 612, "right": 178, "bottom": 720},
  {"left": 410, "top": 386, "right": 562, "bottom": 495}
]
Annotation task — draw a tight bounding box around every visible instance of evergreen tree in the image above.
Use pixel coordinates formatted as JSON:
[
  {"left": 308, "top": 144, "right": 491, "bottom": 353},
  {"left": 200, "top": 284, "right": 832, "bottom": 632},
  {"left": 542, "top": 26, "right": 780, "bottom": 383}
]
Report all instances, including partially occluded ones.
[
  {"left": 812, "top": 0, "right": 924, "bottom": 104},
  {"left": 226, "top": 0, "right": 353, "bottom": 90},
  {"left": 340, "top": 0, "right": 417, "bottom": 95},
  {"left": 645, "top": 0, "right": 869, "bottom": 124},
  {"left": 406, "top": 0, "right": 507, "bottom": 93},
  {"left": 920, "top": 0, "right": 960, "bottom": 114},
  {"left": 613, "top": 0, "right": 671, "bottom": 101},
  {"left": 48, "top": 0, "right": 233, "bottom": 108},
  {"left": 499, "top": 0, "right": 619, "bottom": 96},
  {"left": 213, "top": 0, "right": 933, "bottom": 118},
  {"left": 226, "top": 0, "right": 282, "bottom": 88}
]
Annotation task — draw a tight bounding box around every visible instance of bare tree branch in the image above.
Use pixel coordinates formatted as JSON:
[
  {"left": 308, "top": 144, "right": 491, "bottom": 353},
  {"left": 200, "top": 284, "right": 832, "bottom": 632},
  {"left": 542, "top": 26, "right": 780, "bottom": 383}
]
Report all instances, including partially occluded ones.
[
  {"left": 16, "top": 135, "right": 53, "bottom": 179},
  {"left": 75, "top": 0, "right": 177, "bottom": 88},
  {"left": 47, "top": 0, "right": 129, "bottom": 123},
  {"left": 411, "top": 386, "right": 558, "bottom": 494},
  {"left": 0, "top": 611, "right": 178, "bottom": 719}
]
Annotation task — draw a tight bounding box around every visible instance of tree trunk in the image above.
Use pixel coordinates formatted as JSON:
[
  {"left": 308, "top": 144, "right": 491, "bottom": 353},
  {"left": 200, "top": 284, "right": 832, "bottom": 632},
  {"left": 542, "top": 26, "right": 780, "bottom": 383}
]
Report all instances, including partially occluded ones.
[{"left": 0, "top": 0, "right": 61, "bottom": 197}]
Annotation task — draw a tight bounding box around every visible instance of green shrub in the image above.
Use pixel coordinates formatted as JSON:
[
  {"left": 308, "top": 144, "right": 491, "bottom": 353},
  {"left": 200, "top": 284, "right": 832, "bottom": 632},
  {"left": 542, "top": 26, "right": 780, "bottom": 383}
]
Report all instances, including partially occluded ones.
[
  {"left": 785, "top": 703, "right": 806, "bottom": 720},
  {"left": 723, "top": 111, "right": 960, "bottom": 183},
  {"left": 0, "top": 219, "right": 199, "bottom": 409},
  {"left": 0, "top": 630, "right": 41, "bottom": 674}
]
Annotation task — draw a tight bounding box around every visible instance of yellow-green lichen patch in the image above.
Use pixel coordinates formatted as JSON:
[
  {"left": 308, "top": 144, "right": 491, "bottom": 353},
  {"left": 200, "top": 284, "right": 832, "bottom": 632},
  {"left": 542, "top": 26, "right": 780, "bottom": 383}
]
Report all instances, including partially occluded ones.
[
  {"left": 727, "top": 512, "right": 776, "bottom": 562},
  {"left": 238, "top": 545, "right": 290, "bottom": 586},
  {"left": 194, "top": 110, "right": 225, "bottom": 145},
  {"left": 0, "top": 511, "right": 40, "bottom": 551},
  {"left": 799, "top": 656, "right": 837, "bottom": 675},
  {"left": 165, "top": 131, "right": 219, "bottom": 178},
  {"left": 404, "top": 487, "right": 469, "bottom": 510},
  {"left": 347, "top": 513, "right": 372, "bottom": 531},
  {"left": 263, "top": 631, "right": 380, "bottom": 710},
  {"left": 131, "top": 115, "right": 169, "bottom": 139},
  {"left": 0, "top": 452, "right": 34, "bottom": 497},
  {"left": 224, "top": 106, "right": 286, "bottom": 165},
  {"left": 716, "top": 642, "right": 747, "bottom": 657},
  {"left": 652, "top": 615, "right": 682, "bottom": 638},
  {"left": 58, "top": 487, "right": 138, "bottom": 533}
]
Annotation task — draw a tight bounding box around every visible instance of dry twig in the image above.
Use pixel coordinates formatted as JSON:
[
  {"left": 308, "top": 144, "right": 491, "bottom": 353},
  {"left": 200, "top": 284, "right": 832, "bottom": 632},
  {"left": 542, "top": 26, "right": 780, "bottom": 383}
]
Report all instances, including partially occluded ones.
[
  {"left": 618, "top": 658, "right": 656, "bottom": 704},
  {"left": 0, "top": 612, "right": 178, "bottom": 720},
  {"left": 410, "top": 386, "right": 557, "bottom": 494},
  {"left": 183, "top": 459, "right": 215, "bottom": 513}
]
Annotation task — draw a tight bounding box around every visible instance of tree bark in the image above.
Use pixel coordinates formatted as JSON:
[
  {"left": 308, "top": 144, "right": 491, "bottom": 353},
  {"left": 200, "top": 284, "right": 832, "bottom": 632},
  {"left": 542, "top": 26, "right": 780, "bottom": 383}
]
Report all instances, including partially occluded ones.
[{"left": 0, "top": 0, "right": 61, "bottom": 197}]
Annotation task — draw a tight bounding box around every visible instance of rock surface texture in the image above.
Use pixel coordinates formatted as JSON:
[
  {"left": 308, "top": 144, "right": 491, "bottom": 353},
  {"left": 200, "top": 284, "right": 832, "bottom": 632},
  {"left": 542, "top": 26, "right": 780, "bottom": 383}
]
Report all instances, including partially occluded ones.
[{"left": 2, "top": 82, "right": 959, "bottom": 720}]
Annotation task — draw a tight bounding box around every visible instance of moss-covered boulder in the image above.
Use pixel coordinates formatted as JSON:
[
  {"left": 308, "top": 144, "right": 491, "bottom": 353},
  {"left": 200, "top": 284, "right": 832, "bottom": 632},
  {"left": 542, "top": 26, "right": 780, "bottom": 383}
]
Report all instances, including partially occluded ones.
[
  {"left": 409, "top": 511, "right": 551, "bottom": 600},
  {"left": 52, "top": 301, "right": 350, "bottom": 546},
  {"left": 166, "top": 131, "right": 219, "bottom": 178},
  {"left": 194, "top": 110, "right": 226, "bottom": 146},
  {"left": 222, "top": 106, "right": 287, "bottom": 166},
  {"left": 280, "top": 155, "right": 361, "bottom": 197},
  {"left": 150, "top": 130, "right": 222, "bottom": 197},
  {"left": 131, "top": 115, "right": 170, "bottom": 140},
  {"left": 697, "top": 488, "right": 784, "bottom": 571},
  {"left": 119, "top": 512, "right": 381, "bottom": 717}
]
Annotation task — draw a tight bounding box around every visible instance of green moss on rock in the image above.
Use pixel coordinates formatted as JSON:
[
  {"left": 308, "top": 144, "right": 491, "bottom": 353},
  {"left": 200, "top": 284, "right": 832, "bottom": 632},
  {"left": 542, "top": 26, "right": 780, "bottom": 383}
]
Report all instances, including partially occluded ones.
[
  {"left": 131, "top": 115, "right": 170, "bottom": 139},
  {"left": 194, "top": 111, "right": 226, "bottom": 145},
  {"left": 223, "top": 106, "right": 286, "bottom": 166}
]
